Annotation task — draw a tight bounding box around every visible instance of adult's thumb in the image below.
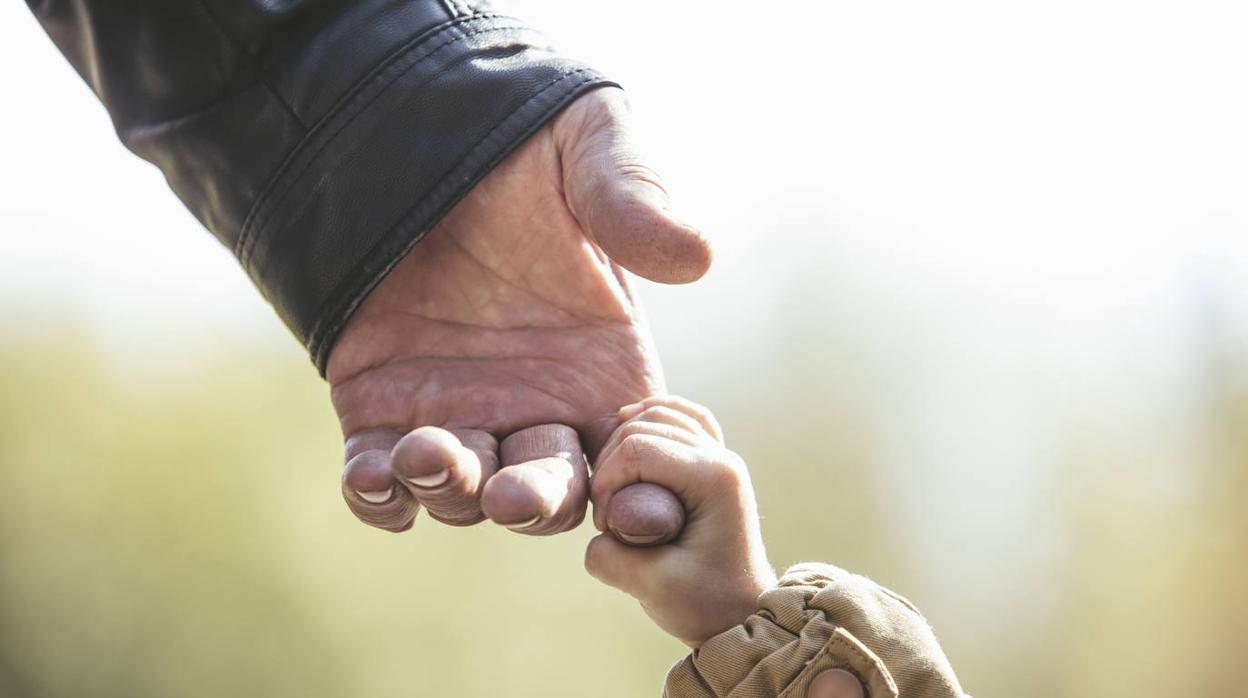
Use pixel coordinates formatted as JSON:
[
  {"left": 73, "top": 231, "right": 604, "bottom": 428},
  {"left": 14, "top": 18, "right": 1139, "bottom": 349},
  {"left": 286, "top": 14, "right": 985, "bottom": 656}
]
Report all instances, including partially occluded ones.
[{"left": 558, "top": 89, "right": 712, "bottom": 284}]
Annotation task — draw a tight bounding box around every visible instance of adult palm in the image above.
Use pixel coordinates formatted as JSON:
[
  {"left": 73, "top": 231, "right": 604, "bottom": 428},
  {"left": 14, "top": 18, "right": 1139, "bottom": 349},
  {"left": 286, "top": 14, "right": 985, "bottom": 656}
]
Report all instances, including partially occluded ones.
[{"left": 327, "top": 88, "right": 710, "bottom": 535}]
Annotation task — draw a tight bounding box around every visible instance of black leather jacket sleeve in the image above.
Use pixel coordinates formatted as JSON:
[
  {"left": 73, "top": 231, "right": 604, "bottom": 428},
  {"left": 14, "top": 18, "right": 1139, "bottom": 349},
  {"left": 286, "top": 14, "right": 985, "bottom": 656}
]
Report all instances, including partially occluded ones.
[{"left": 27, "top": 0, "right": 612, "bottom": 374}]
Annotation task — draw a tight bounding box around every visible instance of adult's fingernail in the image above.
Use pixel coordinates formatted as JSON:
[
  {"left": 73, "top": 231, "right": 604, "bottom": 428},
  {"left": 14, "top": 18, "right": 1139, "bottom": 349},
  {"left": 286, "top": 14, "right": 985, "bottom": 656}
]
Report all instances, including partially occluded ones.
[
  {"left": 808, "top": 669, "right": 864, "bottom": 698},
  {"left": 406, "top": 470, "right": 449, "bottom": 489},
  {"left": 355, "top": 488, "right": 394, "bottom": 504},
  {"left": 503, "top": 515, "right": 542, "bottom": 531},
  {"left": 611, "top": 530, "right": 665, "bottom": 547}
]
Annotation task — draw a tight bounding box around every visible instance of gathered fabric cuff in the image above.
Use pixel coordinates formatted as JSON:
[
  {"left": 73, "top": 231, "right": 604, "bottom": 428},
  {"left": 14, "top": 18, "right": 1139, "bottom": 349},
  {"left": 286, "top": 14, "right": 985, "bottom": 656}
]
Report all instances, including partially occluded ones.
[{"left": 663, "top": 563, "right": 968, "bottom": 698}]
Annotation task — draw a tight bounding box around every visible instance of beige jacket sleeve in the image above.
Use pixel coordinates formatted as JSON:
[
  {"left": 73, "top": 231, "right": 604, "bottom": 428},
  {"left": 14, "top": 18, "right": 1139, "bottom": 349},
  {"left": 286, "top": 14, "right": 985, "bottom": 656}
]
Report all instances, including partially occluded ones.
[{"left": 663, "top": 563, "right": 967, "bottom": 698}]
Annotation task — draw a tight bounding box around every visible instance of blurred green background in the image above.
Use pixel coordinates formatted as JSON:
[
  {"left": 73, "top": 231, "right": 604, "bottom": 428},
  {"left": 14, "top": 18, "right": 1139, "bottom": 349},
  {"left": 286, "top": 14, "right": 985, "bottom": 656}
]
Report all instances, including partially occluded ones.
[
  {"left": 1, "top": 299, "right": 1244, "bottom": 698},
  {"left": 3, "top": 1, "right": 1247, "bottom": 696}
]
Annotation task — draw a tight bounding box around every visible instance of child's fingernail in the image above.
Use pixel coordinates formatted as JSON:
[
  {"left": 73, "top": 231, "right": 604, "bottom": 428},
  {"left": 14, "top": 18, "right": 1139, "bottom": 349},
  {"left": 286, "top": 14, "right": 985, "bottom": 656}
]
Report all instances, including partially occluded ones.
[
  {"left": 618, "top": 402, "right": 645, "bottom": 420},
  {"left": 406, "top": 470, "right": 449, "bottom": 489},
  {"left": 355, "top": 488, "right": 394, "bottom": 504}
]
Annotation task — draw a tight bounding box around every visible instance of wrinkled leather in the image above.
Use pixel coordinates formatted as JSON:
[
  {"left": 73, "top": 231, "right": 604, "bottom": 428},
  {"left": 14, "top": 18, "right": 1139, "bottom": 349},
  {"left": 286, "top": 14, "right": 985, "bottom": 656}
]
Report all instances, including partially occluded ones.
[{"left": 27, "top": 0, "right": 612, "bottom": 373}]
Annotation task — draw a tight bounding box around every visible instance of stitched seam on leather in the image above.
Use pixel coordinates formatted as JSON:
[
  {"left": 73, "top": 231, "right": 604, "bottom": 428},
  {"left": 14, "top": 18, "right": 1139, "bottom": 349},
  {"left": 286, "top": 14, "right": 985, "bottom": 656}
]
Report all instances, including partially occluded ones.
[
  {"left": 304, "top": 69, "right": 602, "bottom": 366},
  {"left": 234, "top": 13, "right": 516, "bottom": 267}
]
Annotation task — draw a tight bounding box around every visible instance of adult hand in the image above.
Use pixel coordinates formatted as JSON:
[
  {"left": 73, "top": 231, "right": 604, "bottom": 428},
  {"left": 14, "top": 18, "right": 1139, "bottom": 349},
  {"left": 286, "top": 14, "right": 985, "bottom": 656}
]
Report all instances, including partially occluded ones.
[{"left": 328, "top": 88, "right": 710, "bottom": 535}]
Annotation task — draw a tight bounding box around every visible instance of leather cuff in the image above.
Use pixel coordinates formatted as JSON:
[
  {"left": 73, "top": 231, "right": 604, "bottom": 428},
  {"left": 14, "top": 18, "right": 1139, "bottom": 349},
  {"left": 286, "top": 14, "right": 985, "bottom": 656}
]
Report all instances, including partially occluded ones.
[{"left": 235, "top": 12, "right": 613, "bottom": 374}]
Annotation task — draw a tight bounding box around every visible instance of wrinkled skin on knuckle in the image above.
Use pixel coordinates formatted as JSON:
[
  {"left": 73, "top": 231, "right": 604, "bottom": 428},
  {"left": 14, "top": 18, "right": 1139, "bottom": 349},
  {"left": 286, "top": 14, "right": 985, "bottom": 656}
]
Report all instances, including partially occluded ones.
[
  {"left": 342, "top": 489, "right": 415, "bottom": 533},
  {"left": 550, "top": 495, "right": 588, "bottom": 534},
  {"left": 423, "top": 504, "right": 486, "bottom": 528}
]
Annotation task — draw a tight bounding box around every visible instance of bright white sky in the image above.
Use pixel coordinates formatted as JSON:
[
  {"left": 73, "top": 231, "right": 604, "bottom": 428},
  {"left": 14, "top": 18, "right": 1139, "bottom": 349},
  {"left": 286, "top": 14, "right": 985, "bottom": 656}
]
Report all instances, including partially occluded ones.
[
  {"left": 1, "top": 1, "right": 1245, "bottom": 349},
  {"left": 1, "top": 0, "right": 1246, "bottom": 632}
]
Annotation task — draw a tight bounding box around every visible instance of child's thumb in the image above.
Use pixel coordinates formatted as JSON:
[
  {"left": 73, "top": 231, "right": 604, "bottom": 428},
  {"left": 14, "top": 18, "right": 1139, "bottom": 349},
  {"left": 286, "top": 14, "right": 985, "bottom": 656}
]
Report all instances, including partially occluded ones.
[{"left": 584, "top": 533, "right": 649, "bottom": 595}]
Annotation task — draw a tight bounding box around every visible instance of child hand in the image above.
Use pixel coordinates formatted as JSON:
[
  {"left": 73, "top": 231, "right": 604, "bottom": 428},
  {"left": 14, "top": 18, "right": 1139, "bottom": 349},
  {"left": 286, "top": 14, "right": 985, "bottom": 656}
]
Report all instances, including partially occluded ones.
[{"left": 584, "top": 396, "right": 777, "bottom": 647}]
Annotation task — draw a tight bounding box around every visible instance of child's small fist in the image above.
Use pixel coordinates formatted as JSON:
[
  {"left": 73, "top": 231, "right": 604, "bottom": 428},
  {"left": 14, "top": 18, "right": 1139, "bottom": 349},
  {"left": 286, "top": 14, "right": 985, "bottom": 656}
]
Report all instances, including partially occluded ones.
[{"left": 585, "top": 396, "right": 775, "bottom": 647}]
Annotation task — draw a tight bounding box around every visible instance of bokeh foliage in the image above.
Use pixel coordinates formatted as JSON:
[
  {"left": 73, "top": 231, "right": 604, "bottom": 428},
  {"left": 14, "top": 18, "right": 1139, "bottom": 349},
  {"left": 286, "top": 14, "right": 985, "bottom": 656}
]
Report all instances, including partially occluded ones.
[{"left": 0, "top": 318, "right": 1244, "bottom": 697}]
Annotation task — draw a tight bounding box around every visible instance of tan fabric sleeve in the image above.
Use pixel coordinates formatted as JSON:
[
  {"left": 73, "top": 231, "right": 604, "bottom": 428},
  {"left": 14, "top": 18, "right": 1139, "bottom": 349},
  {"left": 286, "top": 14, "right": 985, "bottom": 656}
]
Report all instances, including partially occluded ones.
[{"left": 663, "top": 563, "right": 967, "bottom": 698}]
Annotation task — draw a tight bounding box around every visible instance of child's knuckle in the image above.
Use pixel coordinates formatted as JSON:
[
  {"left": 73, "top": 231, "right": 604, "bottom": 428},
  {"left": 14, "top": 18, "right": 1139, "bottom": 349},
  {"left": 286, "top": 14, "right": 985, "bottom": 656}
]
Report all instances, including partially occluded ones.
[
  {"left": 618, "top": 421, "right": 646, "bottom": 439},
  {"left": 638, "top": 405, "right": 668, "bottom": 422},
  {"left": 619, "top": 432, "right": 657, "bottom": 461},
  {"left": 707, "top": 449, "right": 749, "bottom": 489}
]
